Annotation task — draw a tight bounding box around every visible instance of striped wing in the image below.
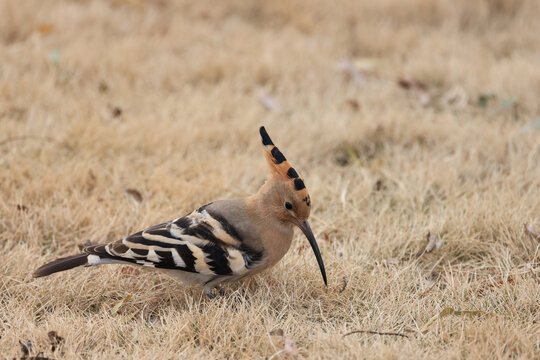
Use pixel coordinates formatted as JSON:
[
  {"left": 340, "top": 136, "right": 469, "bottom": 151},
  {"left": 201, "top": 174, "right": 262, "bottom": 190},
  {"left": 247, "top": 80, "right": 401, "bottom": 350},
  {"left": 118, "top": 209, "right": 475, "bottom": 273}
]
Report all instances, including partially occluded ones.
[{"left": 84, "top": 203, "right": 261, "bottom": 276}]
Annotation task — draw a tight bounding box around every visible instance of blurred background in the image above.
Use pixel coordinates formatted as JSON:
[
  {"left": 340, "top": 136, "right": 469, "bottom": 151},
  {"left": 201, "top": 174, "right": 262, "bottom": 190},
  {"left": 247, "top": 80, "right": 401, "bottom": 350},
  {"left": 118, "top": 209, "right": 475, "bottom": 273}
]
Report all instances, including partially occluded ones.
[{"left": 1, "top": 0, "right": 538, "bottom": 231}]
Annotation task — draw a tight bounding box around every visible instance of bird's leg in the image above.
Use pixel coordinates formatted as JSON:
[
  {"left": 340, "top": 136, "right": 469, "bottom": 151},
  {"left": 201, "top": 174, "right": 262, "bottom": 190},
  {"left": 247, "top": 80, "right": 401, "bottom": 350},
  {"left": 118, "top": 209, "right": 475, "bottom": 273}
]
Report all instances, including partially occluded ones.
[
  {"left": 215, "top": 285, "right": 229, "bottom": 296},
  {"left": 202, "top": 285, "right": 229, "bottom": 299},
  {"left": 203, "top": 286, "right": 215, "bottom": 299}
]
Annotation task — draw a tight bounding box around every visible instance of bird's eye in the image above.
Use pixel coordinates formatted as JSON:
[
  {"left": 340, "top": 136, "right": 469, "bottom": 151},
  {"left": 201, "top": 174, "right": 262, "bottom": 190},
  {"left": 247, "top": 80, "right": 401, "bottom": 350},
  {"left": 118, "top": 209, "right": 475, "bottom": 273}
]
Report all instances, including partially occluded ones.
[{"left": 285, "top": 201, "right": 293, "bottom": 210}]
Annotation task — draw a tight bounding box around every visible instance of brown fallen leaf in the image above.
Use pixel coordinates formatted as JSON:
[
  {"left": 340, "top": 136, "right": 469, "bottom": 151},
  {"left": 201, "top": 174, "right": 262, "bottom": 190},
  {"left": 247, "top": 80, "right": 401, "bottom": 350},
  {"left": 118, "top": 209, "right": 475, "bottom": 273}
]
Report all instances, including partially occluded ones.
[
  {"left": 346, "top": 99, "right": 360, "bottom": 111},
  {"left": 98, "top": 81, "right": 109, "bottom": 93},
  {"left": 18, "top": 339, "right": 55, "bottom": 359},
  {"left": 296, "top": 243, "right": 308, "bottom": 254},
  {"left": 125, "top": 189, "right": 143, "bottom": 203},
  {"left": 19, "top": 339, "right": 32, "bottom": 356},
  {"left": 37, "top": 23, "right": 55, "bottom": 35},
  {"left": 343, "top": 330, "right": 409, "bottom": 338},
  {"left": 269, "top": 329, "right": 284, "bottom": 336},
  {"left": 524, "top": 223, "right": 539, "bottom": 240},
  {"left": 270, "top": 329, "right": 298, "bottom": 358},
  {"left": 112, "top": 293, "right": 133, "bottom": 314},
  {"left": 416, "top": 232, "right": 441, "bottom": 258},
  {"left": 48, "top": 331, "right": 64, "bottom": 352},
  {"left": 418, "top": 281, "right": 437, "bottom": 298},
  {"left": 398, "top": 77, "right": 431, "bottom": 105},
  {"left": 111, "top": 106, "right": 123, "bottom": 118},
  {"left": 338, "top": 276, "right": 347, "bottom": 293},
  {"left": 88, "top": 169, "right": 96, "bottom": 182},
  {"left": 398, "top": 77, "right": 426, "bottom": 90},
  {"left": 322, "top": 232, "right": 333, "bottom": 243},
  {"left": 120, "top": 266, "right": 141, "bottom": 277},
  {"left": 477, "top": 276, "right": 515, "bottom": 294},
  {"left": 424, "top": 233, "right": 441, "bottom": 253}
]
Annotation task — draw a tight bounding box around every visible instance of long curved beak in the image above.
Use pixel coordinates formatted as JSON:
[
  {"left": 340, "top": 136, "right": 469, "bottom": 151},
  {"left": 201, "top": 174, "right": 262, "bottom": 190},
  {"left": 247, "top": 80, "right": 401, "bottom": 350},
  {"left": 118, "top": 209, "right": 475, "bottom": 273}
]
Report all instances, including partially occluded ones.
[{"left": 294, "top": 220, "right": 327, "bottom": 286}]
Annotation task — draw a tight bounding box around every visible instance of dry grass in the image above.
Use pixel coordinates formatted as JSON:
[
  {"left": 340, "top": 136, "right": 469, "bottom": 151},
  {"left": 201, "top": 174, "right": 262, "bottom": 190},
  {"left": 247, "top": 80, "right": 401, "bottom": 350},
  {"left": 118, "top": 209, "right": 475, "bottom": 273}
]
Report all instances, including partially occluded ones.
[{"left": 1, "top": 0, "right": 539, "bottom": 358}]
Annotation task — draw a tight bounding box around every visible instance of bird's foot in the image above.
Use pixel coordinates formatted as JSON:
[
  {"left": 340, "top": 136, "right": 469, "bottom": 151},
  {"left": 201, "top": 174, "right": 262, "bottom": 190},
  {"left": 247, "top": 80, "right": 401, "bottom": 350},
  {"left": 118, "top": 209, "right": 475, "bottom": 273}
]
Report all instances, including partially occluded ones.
[
  {"left": 203, "top": 285, "right": 230, "bottom": 299},
  {"left": 215, "top": 285, "right": 230, "bottom": 297},
  {"left": 203, "top": 287, "right": 215, "bottom": 299}
]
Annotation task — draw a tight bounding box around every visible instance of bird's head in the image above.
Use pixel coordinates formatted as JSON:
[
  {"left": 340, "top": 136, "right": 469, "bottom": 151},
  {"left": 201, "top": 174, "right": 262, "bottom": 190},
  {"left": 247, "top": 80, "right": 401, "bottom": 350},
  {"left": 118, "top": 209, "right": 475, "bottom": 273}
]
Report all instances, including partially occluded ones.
[{"left": 258, "top": 126, "right": 327, "bottom": 286}]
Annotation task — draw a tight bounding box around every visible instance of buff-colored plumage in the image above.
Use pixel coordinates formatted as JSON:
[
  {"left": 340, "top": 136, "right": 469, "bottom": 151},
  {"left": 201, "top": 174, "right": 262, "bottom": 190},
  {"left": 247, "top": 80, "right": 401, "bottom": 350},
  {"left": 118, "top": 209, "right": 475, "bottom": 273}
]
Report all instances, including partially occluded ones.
[{"left": 33, "top": 127, "right": 326, "bottom": 298}]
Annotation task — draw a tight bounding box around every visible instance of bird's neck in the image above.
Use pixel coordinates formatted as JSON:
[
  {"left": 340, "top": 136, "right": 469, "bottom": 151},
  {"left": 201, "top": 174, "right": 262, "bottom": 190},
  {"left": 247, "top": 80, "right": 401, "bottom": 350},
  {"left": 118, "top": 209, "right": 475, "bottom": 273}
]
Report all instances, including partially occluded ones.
[
  {"left": 245, "top": 178, "right": 294, "bottom": 267},
  {"left": 245, "top": 176, "right": 282, "bottom": 220}
]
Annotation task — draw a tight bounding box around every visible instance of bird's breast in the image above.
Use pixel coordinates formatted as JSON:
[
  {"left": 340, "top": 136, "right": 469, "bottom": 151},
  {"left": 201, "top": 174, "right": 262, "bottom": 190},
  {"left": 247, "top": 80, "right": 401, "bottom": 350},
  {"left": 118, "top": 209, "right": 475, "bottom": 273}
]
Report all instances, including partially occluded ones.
[{"left": 258, "top": 224, "right": 294, "bottom": 270}]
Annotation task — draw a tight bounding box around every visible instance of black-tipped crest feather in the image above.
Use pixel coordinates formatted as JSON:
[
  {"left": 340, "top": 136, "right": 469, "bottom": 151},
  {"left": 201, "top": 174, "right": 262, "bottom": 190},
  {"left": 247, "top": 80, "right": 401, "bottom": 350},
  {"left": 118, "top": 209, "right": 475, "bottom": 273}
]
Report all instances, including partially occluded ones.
[
  {"left": 259, "top": 126, "right": 274, "bottom": 146},
  {"left": 294, "top": 178, "right": 306, "bottom": 190},
  {"left": 270, "top": 147, "right": 287, "bottom": 163},
  {"left": 287, "top": 167, "right": 299, "bottom": 178}
]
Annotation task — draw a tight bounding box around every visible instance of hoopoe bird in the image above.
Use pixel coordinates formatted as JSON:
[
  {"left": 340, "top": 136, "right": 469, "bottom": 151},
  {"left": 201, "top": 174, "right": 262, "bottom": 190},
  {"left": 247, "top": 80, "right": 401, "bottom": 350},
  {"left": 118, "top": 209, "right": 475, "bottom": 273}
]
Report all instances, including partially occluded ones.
[{"left": 33, "top": 127, "right": 327, "bottom": 298}]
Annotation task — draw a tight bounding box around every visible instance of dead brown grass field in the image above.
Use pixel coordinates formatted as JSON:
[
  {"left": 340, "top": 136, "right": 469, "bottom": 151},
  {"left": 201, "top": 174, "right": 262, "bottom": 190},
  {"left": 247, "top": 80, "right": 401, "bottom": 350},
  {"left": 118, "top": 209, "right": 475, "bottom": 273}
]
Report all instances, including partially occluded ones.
[{"left": 1, "top": 0, "right": 540, "bottom": 358}]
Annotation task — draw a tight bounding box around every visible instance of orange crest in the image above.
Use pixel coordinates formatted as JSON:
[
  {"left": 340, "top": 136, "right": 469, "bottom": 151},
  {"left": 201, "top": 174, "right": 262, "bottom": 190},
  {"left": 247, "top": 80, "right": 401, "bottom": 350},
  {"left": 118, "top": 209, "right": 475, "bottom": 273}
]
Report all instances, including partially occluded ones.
[{"left": 259, "top": 126, "right": 311, "bottom": 207}]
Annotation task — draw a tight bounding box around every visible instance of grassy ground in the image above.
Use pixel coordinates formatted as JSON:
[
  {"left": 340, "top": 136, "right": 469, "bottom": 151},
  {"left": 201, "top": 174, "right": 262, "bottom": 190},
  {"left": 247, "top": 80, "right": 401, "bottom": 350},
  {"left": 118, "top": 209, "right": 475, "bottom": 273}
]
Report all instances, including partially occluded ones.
[{"left": 1, "top": 0, "right": 539, "bottom": 358}]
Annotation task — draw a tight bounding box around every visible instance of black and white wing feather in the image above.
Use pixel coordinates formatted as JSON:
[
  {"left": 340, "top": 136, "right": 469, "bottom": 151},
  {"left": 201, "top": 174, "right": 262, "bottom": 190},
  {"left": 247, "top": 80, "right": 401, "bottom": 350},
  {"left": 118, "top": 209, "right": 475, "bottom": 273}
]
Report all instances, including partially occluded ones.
[{"left": 84, "top": 203, "right": 262, "bottom": 276}]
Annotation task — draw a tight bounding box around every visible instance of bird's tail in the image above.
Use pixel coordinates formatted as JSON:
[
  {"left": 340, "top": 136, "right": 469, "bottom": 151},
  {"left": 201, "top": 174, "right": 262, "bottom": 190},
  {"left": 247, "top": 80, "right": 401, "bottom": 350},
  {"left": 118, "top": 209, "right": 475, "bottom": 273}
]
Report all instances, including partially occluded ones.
[{"left": 33, "top": 253, "right": 89, "bottom": 278}]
